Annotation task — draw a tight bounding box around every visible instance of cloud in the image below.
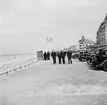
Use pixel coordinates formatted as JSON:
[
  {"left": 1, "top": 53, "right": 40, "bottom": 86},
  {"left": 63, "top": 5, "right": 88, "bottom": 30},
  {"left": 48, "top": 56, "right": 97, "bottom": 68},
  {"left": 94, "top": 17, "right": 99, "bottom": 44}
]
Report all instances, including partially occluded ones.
[
  {"left": 0, "top": 29, "right": 15, "bottom": 34},
  {"left": 8, "top": 12, "right": 15, "bottom": 18},
  {"left": 0, "top": 20, "right": 3, "bottom": 26},
  {"left": 84, "top": 14, "right": 97, "bottom": 21},
  {"left": 3, "top": 21, "right": 10, "bottom": 24},
  {"left": 0, "top": 0, "right": 105, "bottom": 53},
  {"left": 40, "top": 23, "right": 52, "bottom": 27},
  {"left": 0, "top": 11, "right": 15, "bottom": 29},
  {"left": 41, "top": 0, "right": 97, "bottom": 10},
  {"left": 15, "top": 0, "right": 38, "bottom": 12},
  {"left": 70, "top": 0, "right": 97, "bottom": 6},
  {"left": 0, "top": 16, "right": 4, "bottom": 27}
]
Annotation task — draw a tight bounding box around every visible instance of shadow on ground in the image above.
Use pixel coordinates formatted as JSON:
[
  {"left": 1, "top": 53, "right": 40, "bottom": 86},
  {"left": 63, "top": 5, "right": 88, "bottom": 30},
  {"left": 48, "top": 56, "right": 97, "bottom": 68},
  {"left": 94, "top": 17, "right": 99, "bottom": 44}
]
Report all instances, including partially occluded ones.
[{"left": 87, "top": 65, "right": 107, "bottom": 72}]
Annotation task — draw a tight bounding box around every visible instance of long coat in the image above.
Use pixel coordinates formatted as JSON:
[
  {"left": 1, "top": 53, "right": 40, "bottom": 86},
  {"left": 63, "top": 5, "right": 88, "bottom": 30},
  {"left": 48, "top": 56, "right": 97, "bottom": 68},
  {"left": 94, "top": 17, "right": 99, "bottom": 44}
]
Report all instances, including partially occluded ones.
[
  {"left": 67, "top": 51, "right": 72, "bottom": 58},
  {"left": 60, "top": 51, "right": 66, "bottom": 58},
  {"left": 51, "top": 51, "right": 56, "bottom": 58}
]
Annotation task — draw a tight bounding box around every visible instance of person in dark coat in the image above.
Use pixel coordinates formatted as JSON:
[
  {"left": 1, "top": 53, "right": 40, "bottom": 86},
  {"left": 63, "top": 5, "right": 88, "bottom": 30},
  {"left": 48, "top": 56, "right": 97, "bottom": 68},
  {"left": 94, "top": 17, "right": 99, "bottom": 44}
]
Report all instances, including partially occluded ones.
[
  {"left": 60, "top": 50, "right": 66, "bottom": 64},
  {"left": 47, "top": 51, "right": 50, "bottom": 60},
  {"left": 67, "top": 50, "right": 72, "bottom": 64},
  {"left": 43, "top": 52, "right": 47, "bottom": 60},
  {"left": 57, "top": 51, "right": 62, "bottom": 64},
  {"left": 51, "top": 50, "right": 57, "bottom": 64}
]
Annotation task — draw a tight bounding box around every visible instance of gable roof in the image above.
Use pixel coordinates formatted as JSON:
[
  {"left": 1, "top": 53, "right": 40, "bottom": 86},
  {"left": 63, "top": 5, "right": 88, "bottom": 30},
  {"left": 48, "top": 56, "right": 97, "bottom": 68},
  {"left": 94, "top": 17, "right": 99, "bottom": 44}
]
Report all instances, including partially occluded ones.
[
  {"left": 79, "top": 36, "right": 95, "bottom": 44},
  {"left": 82, "top": 39, "right": 95, "bottom": 44},
  {"left": 79, "top": 38, "right": 95, "bottom": 45}
]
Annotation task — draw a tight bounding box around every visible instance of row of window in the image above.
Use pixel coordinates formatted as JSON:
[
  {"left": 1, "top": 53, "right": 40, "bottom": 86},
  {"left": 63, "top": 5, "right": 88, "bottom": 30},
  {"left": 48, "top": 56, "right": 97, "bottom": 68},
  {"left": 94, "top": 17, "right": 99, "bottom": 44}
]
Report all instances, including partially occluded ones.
[
  {"left": 99, "top": 25, "right": 106, "bottom": 32},
  {"left": 79, "top": 44, "right": 93, "bottom": 46},
  {"left": 97, "top": 32, "right": 107, "bottom": 41},
  {"left": 97, "top": 31, "right": 106, "bottom": 37},
  {"left": 98, "top": 38, "right": 106, "bottom": 44},
  {"left": 97, "top": 27, "right": 106, "bottom": 35}
]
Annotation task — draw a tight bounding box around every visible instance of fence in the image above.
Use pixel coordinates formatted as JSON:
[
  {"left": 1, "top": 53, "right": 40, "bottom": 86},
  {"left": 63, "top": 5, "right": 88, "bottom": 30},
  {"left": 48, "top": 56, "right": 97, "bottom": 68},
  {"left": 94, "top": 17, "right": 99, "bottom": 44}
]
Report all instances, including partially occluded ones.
[
  {"left": 0, "top": 51, "right": 44, "bottom": 77},
  {"left": 0, "top": 57, "right": 38, "bottom": 77}
]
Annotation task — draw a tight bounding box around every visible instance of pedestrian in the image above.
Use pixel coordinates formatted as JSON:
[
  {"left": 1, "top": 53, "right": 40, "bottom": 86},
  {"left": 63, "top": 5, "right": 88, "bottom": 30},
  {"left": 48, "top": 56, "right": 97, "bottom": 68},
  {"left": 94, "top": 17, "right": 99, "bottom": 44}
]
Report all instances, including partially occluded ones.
[
  {"left": 67, "top": 50, "right": 72, "bottom": 64},
  {"left": 57, "top": 51, "right": 62, "bottom": 64},
  {"left": 43, "top": 52, "right": 47, "bottom": 60},
  {"left": 51, "top": 50, "right": 57, "bottom": 64},
  {"left": 45, "top": 52, "right": 47, "bottom": 60},
  {"left": 60, "top": 50, "right": 66, "bottom": 64},
  {"left": 47, "top": 51, "right": 50, "bottom": 60}
]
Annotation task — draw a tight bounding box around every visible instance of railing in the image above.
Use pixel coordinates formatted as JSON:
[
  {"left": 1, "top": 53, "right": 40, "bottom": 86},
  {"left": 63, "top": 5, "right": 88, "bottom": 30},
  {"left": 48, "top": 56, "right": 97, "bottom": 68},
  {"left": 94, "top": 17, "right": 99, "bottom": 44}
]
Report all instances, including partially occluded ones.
[{"left": 0, "top": 57, "right": 38, "bottom": 76}]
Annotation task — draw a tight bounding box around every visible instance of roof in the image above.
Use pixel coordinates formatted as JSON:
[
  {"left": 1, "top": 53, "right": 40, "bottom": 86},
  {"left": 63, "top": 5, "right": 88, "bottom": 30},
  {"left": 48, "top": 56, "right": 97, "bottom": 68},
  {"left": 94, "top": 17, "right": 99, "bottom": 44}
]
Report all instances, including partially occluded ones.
[
  {"left": 82, "top": 39, "right": 95, "bottom": 44},
  {"left": 103, "top": 14, "right": 107, "bottom": 23},
  {"left": 98, "top": 15, "right": 107, "bottom": 31},
  {"left": 79, "top": 38, "right": 95, "bottom": 45}
]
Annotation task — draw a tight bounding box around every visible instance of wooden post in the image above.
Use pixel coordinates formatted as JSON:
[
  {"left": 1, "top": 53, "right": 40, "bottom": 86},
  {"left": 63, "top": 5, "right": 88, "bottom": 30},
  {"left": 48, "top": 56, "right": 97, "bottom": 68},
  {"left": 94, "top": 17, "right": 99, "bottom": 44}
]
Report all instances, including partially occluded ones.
[{"left": 6, "top": 72, "right": 8, "bottom": 75}]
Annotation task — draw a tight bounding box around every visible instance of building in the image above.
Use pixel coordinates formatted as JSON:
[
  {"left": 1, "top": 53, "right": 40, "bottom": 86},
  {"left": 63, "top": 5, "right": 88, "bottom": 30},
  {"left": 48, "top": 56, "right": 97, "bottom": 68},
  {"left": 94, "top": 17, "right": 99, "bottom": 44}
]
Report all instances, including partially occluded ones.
[
  {"left": 96, "top": 14, "right": 107, "bottom": 46},
  {"left": 78, "top": 36, "right": 95, "bottom": 52},
  {"left": 69, "top": 45, "right": 78, "bottom": 52}
]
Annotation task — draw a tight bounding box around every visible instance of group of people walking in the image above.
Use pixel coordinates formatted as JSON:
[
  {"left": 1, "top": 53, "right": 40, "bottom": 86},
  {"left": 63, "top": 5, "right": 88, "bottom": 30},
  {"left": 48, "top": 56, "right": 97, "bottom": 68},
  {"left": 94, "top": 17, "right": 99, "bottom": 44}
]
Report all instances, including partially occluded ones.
[
  {"left": 43, "top": 50, "right": 73, "bottom": 64},
  {"left": 43, "top": 51, "right": 50, "bottom": 60},
  {"left": 51, "top": 50, "right": 72, "bottom": 64}
]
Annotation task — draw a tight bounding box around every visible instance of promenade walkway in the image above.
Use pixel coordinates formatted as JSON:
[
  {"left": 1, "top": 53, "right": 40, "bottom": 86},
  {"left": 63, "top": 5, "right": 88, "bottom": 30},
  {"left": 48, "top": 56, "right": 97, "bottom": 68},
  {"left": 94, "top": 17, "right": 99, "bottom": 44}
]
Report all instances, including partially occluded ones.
[{"left": 0, "top": 59, "right": 107, "bottom": 105}]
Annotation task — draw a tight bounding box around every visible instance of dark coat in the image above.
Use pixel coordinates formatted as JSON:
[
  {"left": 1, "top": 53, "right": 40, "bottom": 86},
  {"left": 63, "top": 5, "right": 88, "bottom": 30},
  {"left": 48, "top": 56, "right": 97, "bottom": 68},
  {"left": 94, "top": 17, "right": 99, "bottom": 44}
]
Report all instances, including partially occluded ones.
[
  {"left": 57, "top": 51, "right": 61, "bottom": 58},
  {"left": 60, "top": 51, "right": 66, "bottom": 58},
  {"left": 44, "top": 52, "right": 47, "bottom": 57},
  {"left": 47, "top": 52, "right": 50, "bottom": 57},
  {"left": 51, "top": 51, "right": 56, "bottom": 58},
  {"left": 67, "top": 51, "right": 72, "bottom": 58},
  {"left": 47, "top": 52, "right": 50, "bottom": 55}
]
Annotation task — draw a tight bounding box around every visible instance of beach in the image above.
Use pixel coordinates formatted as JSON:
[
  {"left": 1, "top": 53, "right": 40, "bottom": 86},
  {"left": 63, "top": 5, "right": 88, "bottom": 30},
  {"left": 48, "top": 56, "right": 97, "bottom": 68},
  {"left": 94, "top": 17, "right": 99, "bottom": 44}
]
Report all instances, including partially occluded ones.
[{"left": 0, "top": 53, "right": 37, "bottom": 78}]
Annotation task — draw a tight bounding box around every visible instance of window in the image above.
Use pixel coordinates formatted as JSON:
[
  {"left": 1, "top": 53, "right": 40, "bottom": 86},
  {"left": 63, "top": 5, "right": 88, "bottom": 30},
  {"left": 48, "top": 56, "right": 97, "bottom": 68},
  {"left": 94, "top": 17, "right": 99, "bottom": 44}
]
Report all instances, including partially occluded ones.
[
  {"left": 105, "top": 51, "right": 107, "bottom": 55},
  {"left": 96, "top": 50, "right": 99, "bottom": 54}
]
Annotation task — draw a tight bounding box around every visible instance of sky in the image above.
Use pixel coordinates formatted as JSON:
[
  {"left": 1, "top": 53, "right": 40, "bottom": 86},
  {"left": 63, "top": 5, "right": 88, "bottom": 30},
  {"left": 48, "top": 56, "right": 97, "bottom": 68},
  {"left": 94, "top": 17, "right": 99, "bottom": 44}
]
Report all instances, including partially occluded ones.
[{"left": 0, "top": 0, "right": 107, "bottom": 53}]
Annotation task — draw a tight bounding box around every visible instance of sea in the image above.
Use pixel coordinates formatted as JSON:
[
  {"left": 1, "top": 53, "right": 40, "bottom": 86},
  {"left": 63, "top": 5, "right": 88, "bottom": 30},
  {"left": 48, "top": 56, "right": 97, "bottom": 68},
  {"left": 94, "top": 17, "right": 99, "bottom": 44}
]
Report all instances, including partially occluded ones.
[{"left": 0, "top": 53, "right": 37, "bottom": 66}]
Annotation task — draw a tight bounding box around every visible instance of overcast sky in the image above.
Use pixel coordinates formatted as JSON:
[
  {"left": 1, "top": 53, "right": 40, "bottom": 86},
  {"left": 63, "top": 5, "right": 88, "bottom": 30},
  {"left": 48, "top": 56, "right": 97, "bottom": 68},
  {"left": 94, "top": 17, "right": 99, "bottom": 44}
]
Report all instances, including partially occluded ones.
[{"left": 0, "top": 0, "right": 106, "bottom": 53}]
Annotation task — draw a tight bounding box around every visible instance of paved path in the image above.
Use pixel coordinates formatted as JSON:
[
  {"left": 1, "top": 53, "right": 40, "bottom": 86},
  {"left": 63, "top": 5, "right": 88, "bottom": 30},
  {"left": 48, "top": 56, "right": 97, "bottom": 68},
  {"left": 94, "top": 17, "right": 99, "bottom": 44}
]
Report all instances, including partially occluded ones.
[{"left": 0, "top": 59, "right": 107, "bottom": 105}]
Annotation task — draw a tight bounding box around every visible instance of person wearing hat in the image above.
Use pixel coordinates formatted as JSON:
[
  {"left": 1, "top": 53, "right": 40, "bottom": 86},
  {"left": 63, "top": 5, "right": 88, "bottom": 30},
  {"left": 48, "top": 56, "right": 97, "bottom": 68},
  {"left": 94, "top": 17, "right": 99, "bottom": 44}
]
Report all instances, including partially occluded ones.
[
  {"left": 67, "top": 50, "right": 72, "bottom": 64},
  {"left": 51, "top": 50, "right": 57, "bottom": 64},
  {"left": 60, "top": 50, "right": 66, "bottom": 64},
  {"left": 57, "top": 51, "right": 62, "bottom": 64}
]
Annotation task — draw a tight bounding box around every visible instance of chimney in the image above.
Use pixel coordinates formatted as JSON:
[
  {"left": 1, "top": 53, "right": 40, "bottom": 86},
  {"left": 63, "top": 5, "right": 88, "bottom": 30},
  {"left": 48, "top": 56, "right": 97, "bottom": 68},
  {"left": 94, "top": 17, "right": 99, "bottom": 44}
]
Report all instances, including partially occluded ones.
[{"left": 82, "top": 36, "right": 85, "bottom": 39}]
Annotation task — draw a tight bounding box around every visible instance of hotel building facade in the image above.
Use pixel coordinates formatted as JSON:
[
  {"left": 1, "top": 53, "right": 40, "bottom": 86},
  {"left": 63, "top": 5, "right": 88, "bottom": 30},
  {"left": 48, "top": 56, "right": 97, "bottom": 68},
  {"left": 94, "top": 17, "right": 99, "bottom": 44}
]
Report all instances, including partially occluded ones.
[{"left": 96, "top": 15, "right": 107, "bottom": 47}]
